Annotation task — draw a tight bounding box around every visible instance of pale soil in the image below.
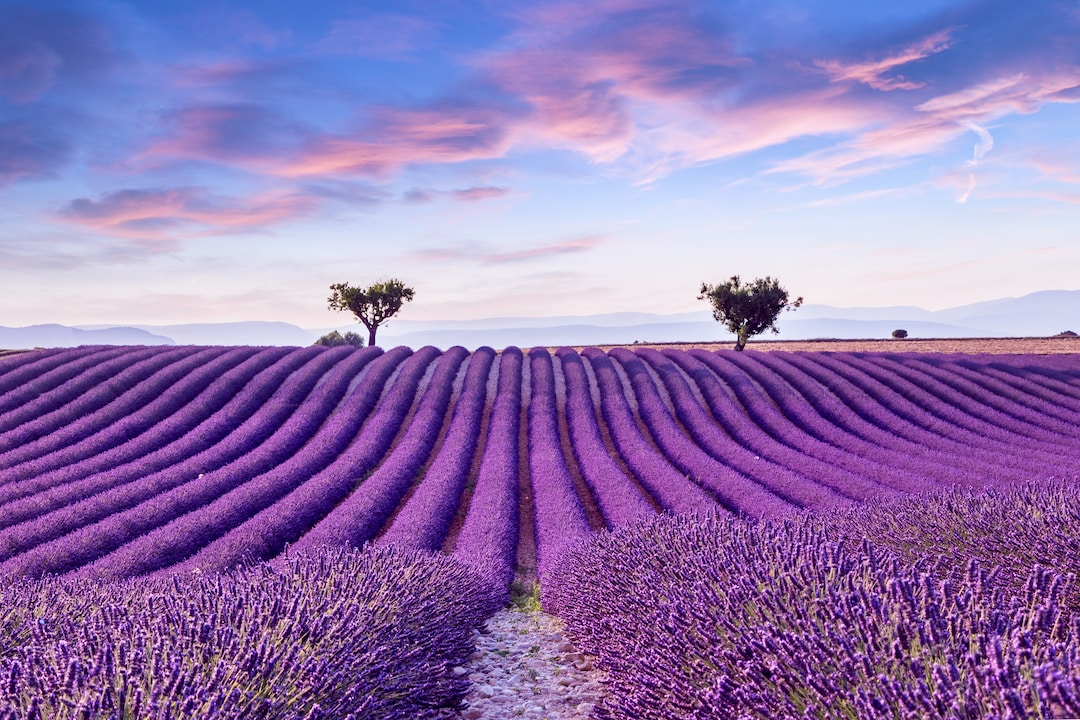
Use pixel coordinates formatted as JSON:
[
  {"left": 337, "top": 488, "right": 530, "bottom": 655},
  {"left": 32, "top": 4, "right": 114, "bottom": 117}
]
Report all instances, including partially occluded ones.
[{"left": 581, "top": 336, "right": 1080, "bottom": 355}]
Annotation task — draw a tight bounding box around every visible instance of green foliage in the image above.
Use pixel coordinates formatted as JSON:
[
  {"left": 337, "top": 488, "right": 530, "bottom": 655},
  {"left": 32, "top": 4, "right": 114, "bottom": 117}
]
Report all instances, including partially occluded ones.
[
  {"left": 314, "top": 330, "right": 365, "bottom": 347},
  {"left": 698, "top": 275, "right": 803, "bottom": 351},
  {"left": 328, "top": 278, "right": 415, "bottom": 347},
  {"left": 510, "top": 580, "right": 542, "bottom": 613},
  {"left": 891, "top": 328, "right": 909, "bottom": 339}
]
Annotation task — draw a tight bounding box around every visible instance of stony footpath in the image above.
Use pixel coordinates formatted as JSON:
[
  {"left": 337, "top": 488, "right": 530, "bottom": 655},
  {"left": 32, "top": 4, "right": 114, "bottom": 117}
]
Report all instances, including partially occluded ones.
[{"left": 447, "top": 605, "right": 608, "bottom": 719}]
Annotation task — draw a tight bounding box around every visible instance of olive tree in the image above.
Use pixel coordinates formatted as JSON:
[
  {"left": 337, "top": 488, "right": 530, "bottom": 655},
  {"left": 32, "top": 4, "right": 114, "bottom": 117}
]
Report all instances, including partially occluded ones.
[
  {"left": 698, "top": 275, "right": 802, "bottom": 351},
  {"left": 327, "top": 279, "right": 415, "bottom": 347}
]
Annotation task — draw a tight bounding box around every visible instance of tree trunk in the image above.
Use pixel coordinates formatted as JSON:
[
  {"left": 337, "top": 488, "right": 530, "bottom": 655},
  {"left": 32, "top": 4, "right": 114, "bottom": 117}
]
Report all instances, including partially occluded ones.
[
  {"left": 368, "top": 326, "right": 378, "bottom": 347},
  {"left": 734, "top": 328, "right": 748, "bottom": 351}
]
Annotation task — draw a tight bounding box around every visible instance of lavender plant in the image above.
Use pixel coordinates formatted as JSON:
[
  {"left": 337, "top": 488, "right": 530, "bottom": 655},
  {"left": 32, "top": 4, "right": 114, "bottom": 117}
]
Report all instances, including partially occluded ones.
[
  {"left": 0, "top": 545, "right": 501, "bottom": 720},
  {"left": 543, "top": 482, "right": 1080, "bottom": 720}
]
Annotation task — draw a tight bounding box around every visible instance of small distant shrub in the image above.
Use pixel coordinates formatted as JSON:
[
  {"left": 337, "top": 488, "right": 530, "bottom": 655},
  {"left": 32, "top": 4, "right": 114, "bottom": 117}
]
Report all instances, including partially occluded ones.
[
  {"left": 314, "top": 330, "right": 365, "bottom": 347},
  {"left": 892, "top": 328, "right": 909, "bottom": 339},
  {"left": 1054, "top": 330, "right": 1078, "bottom": 338}
]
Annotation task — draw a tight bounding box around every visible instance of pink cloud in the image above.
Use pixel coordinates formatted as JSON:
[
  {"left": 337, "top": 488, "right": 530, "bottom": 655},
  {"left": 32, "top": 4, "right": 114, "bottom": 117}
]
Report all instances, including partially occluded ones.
[
  {"left": 814, "top": 30, "right": 955, "bottom": 91},
  {"left": 451, "top": 186, "right": 511, "bottom": 202},
  {"left": 273, "top": 106, "right": 514, "bottom": 178},
  {"left": 56, "top": 187, "right": 317, "bottom": 241}
]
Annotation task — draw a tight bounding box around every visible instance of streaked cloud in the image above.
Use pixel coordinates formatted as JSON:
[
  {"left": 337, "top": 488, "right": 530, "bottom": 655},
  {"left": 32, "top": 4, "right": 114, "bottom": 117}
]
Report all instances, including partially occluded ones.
[
  {"left": 814, "top": 30, "right": 955, "bottom": 91},
  {"left": 415, "top": 235, "right": 606, "bottom": 264},
  {"left": 56, "top": 187, "right": 317, "bottom": 241}
]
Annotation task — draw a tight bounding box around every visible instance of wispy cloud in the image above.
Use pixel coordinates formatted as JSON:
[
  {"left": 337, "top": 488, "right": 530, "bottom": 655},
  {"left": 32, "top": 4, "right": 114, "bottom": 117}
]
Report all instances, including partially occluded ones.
[
  {"left": 814, "top": 30, "right": 955, "bottom": 91},
  {"left": 415, "top": 235, "right": 606, "bottom": 264},
  {"left": 56, "top": 187, "right": 318, "bottom": 241}
]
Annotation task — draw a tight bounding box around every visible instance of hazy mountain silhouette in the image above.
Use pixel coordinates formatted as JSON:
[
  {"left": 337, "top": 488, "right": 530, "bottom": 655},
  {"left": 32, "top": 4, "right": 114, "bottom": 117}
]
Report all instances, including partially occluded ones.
[{"left": 2, "top": 290, "right": 1074, "bottom": 349}]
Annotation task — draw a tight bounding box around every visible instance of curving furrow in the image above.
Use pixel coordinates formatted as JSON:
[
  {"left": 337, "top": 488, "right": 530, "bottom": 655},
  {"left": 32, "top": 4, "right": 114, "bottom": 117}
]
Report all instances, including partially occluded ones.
[
  {"left": 770, "top": 353, "right": 1033, "bottom": 485},
  {"left": 837, "top": 354, "right": 1078, "bottom": 470},
  {"left": 75, "top": 345, "right": 390, "bottom": 579},
  {"left": 580, "top": 348, "right": 718, "bottom": 515},
  {"left": 140, "top": 346, "right": 421, "bottom": 576},
  {"left": 453, "top": 347, "right": 524, "bottom": 590},
  {"left": 0, "top": 346, "right": 293, "bottom": 523},
  {"left": 691, "top": 350, "right": 962, "bottom": 494},
  {"left": 0, "top": 347, "right": 269, "bottom": 502},
  {"left": 377, "top": 347, "right": 497, "bottom": 551},
  {"left": 555, "top": 348, "right": 655, "bottom": 530},
  {"left": 527, "top": 348, "right": 592, "bottom": 575},
  {"left": 878, "top": 355, "right": 1080, "bottom": 444},
  {"left": 0, "top": 346, "right": 333, "bottom": 553},
  {"left": 0, "top": 346, "right": 375, "bottom": 578},
  {"left": 0, "top": 347, "right": 85, "bottom": 402},
  {"left": 289, "top": 346, "right": 465, "bottom": 553},
  {"left": 0, "top": 345, "right": 167, "bottom": 450},
  {"left": 608, "top": 348, "right": 797, "bottom": 519},
  {"left": 636, "top": 348, "right": 872, "bottom": 506},
  {"left": 0, "top": 346, "right": 233, "bottom": 475}
]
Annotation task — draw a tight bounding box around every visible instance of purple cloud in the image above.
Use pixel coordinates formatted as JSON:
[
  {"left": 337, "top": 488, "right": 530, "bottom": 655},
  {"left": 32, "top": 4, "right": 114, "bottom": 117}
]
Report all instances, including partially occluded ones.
[
  {"left": 56, "top": 186, "right": 318, "bottom": 241},
  {"left": 0, "top": 119, "right": 71, "bottom": 186},
  {"left": 0, "top": 6, "right": 116, "bottom": 103}
]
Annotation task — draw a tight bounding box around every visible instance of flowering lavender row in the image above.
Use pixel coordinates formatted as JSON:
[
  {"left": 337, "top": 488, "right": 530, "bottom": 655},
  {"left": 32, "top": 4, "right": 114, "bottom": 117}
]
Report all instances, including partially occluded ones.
[
  {"left": 0, "top": 346, "right": 293, "bottom": 521},
  {"left": 607, "top": 348, "right": 795, "bottom": 518},
  {"left": 0, "top": 345, "right": 186, "bottom": 458},
  {"left": 2, "top": 345, "right": 1079, "bottom": 587},
  {"left": 163, "top": 345, "right": 416, "bottom": 575},
  {"left": 543, "top": 482, "right": 1080, "bottom": 720},
  {"left": 634, "top": 348, "right": 868, "bottom": 507},
  {"left": 554, "top": 347, "right": 655, "bottom": 529},
  {"left": 76, "top": 345, "right": 390, "bottom": 579},
  {"left": 0, "top": 347, "right": 237, "bottom": 478},
  {"left": 0, "top": 346, "right": 340, "bottom": 568},
  {"left": 377, "top": 346, "right": 497, "bottom": 550},
  {"left": 687, "top": 349, "right": 974, "bottom": 493},
  {"left": 0, "top": 347, "right": 269, "bottom": 505},
  {"left": 0, "top": 346, "right": 381, "bottom": 578},
  {"left": 580, "top": 348, "right": 718, "bottom": 515},
  {"left": 0, "top": 346, "right": 136, "bottom": 422},
  {"left": 0, "top": 545, "right": 501, "bottom": 720},
  {"left": 526, "top": 348, "right": 591, "bottom": 575},
  {"left": 759, "top": 352, "right": 1032, "bottom": 485},
  {"left": 453, "top": 347, "right": 523, "bottom": 594},
  {"left": 847, "top": 353, "right": 1080, "bottom": 479},
  {"left": 291, "top": 345, "right": 466, "bottom": 552},
  {"left": 844, "top": 354, "right": 1080, "bottom": 465},
  {"left": 0, "top": 347, "right": 102, "bottom": 411}
]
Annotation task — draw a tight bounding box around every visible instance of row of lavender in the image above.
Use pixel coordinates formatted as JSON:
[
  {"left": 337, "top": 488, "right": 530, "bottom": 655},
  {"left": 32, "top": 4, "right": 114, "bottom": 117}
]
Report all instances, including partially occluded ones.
[
  {"left": 543, "top": 481, "right": 1080, "bottom": 719},
  {"left": 1, "top": 545, "right": 501, "bottom": 719},
  {"left": 1, "top": 344, "right": 1079, "bottom": 582}
]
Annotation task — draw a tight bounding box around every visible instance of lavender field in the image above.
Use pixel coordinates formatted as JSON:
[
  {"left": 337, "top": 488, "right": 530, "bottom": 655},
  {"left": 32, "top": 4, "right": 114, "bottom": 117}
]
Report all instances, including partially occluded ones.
[{"left": 2, "top": 343, "right": 1079, "bottom": 718}]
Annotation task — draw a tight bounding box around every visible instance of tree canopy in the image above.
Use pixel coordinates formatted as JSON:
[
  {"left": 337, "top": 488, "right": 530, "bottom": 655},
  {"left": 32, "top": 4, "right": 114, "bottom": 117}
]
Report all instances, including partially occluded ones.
[
  {"left": 698, "top": 275, "right": 803, "bottom": 351},
  {"left": 327, "top": 279, "right": 415, "bottom": 347}
]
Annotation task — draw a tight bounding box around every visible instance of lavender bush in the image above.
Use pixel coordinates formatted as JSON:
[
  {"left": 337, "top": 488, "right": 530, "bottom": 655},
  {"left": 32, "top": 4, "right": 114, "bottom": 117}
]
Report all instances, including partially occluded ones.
[
  {"left": 543, "top": 482, "right": 1080, "bottom": 720},
  {"left": 0, "top": 545, "right": 501, "bottom": 720}
]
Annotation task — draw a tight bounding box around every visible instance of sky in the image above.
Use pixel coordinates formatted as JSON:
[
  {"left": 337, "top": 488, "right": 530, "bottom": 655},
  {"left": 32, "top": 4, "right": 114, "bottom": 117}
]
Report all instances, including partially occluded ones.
[{"left": 1, "top": 0, "right": 1078, "bottom": 329}]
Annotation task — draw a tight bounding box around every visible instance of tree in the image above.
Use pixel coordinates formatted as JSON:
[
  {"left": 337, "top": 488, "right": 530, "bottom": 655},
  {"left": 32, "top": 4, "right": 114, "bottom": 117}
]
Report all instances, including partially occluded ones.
[
  {"left": 892, "top": 328, "right": 909, "bottom": 339},
  {"left": 698, "top": 275, "right": 803, "bottom": 351},
  {"left": 314, "top": 330, "right": 365, "bottom": 347},
  {"left": 327, "top": 279, "right": 415, "bottom": 347}
]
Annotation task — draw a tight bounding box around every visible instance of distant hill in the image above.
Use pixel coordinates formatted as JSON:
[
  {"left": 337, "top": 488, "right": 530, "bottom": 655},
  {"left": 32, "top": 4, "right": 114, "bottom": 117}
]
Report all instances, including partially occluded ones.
[
  {"left": 5, "top": 289, "right": 1075, "bottom": 349},
  {"left": 0, "top": 324, "right": 174, "bottom": 349},
  {"left": 76, "top": 321, "right": 317, "bottom": 347}
]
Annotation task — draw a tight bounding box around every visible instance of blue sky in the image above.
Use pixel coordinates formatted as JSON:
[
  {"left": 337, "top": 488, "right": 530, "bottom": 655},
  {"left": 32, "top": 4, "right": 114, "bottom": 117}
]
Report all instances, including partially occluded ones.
[{"left": 1, "top": 0, "right": 1078, "bottom": 327}]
